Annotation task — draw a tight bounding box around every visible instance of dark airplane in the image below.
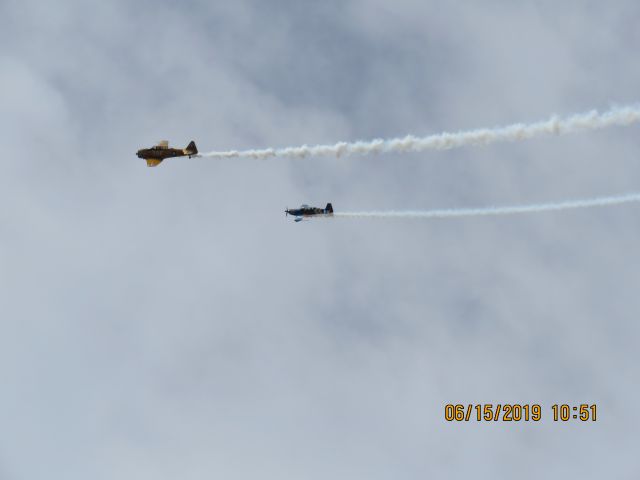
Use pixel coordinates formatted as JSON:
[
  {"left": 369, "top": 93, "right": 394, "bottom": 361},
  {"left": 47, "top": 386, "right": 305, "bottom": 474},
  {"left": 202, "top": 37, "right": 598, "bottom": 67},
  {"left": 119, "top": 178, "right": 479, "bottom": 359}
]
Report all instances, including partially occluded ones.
[
  {"left": 285, "top": 203, "right": 334, "bottom": 222},
  {"left": 136, "top": 140, "right": 198, "bottom": 167}
]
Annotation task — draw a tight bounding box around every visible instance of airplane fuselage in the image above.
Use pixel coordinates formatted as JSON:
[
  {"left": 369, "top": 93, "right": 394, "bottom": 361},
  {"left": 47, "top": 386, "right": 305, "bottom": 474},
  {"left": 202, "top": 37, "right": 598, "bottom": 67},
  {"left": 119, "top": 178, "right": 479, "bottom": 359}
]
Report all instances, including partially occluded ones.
[
  {"left": 286, "top": 207, "right": 326, "bottom": 217},
  {"left": 136, "top": 147, "right": 191, "bottom": 161}
]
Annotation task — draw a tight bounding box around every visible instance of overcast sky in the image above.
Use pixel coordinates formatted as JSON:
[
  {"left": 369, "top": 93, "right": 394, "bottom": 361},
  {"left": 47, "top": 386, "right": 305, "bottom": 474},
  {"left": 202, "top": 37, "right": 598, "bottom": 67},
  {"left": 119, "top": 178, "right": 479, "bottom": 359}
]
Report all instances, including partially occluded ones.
[{"left": 2, "top": 1, "right": 640, "bottom": 478}]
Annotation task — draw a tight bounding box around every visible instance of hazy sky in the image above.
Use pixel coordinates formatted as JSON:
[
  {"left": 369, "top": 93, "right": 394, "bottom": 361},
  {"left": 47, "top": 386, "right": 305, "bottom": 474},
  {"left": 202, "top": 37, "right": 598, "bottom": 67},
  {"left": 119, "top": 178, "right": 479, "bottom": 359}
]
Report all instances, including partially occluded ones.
[{"left": 2, "top": 1, "right": 640, "bottom": 478}]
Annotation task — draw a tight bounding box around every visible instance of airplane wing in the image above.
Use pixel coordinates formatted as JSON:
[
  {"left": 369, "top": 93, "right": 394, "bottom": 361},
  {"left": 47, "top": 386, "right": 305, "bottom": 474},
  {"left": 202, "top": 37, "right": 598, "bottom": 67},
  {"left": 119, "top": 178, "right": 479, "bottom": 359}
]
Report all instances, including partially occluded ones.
[
  {"left": 157, "top": 140, "right": 169, "bottom": 148},
  {"left": 294, "top": 217, "right": 303, "bottom": 222}
]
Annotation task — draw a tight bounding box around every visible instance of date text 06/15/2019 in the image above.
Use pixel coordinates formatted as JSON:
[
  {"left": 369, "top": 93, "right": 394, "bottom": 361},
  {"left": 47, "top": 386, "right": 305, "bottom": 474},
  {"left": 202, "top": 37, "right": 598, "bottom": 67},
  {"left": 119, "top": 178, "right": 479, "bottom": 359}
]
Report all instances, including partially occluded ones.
[{"left": 444, "top": 404, "right": 597, "bottom": 422}]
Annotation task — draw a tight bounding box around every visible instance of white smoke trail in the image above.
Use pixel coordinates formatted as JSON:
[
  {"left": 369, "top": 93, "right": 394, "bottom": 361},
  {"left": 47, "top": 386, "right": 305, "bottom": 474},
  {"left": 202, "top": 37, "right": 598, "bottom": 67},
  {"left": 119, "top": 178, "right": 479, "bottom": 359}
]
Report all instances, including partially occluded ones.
[
  {"left": 200, "top": 105, "right": 640, "bottom": 160},
  {"left": 333, "top": 192, "right": 640, "bottom": 219}
]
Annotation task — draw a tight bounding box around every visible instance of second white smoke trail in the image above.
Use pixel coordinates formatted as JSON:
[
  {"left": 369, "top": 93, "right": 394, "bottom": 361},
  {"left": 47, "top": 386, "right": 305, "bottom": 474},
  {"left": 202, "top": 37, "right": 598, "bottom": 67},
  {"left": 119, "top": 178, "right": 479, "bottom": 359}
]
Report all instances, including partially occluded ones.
[
  {"left": 333, "top": 192, "right": 640, "bottom": 219},
  {"left": 200, "top": 105, "right": 640, "bottom": 160}
]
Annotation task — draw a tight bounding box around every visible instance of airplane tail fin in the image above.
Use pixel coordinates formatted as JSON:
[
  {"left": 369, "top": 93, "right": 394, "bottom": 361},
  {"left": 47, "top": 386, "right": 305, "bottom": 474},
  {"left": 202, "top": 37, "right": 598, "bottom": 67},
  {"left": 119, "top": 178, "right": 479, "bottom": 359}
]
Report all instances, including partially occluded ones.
[
  {"left": 186, "top": 141, "right": 198, "bottom": 156},
  {"left": 146, "top": 159, "right": 163, "bottom": 167},
  {"left": 325, "top": 203, "right": 333, "bottom": 214}
]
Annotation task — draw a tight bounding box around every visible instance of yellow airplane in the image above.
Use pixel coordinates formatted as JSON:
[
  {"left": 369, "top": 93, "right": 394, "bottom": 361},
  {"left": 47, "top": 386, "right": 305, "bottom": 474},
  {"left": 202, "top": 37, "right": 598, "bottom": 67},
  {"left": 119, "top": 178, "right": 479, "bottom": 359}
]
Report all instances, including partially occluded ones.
[{"left": 136, "top": 140, "right": 198, "bottom": 167}]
